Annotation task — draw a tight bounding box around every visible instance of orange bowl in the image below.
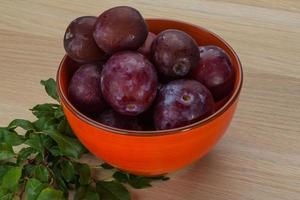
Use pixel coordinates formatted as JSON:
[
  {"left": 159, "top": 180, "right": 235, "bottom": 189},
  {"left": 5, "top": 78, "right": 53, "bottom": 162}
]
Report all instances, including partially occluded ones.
[{"left": 57, "top": 19, "right": 243, "bottom": 176}]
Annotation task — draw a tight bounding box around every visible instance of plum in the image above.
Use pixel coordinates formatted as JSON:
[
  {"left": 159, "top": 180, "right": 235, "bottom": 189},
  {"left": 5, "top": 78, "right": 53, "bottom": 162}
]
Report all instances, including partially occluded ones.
[
  {"left": 101, "top": 51, "right": 158, "bottom": 116},
  {"left": 154, "top": 79, "right": 215, "bottom": 130},
  {"left": 152, "top": 29, "right": 199, "bottom": 78},
  {"left": 93, "top": 6, "right": 148, "bottom": 54},
  {"left": 96, "top": 109, "right": 142, "bottom": 130},
  {"left": 191, "top": 45, "right": 235, "bottom": 100},
  {"left": 64, "top": 16, "right": 106, "bottom": 63},
  {"left": 68, "top": 63, "right": 105, "bottom": 114}
]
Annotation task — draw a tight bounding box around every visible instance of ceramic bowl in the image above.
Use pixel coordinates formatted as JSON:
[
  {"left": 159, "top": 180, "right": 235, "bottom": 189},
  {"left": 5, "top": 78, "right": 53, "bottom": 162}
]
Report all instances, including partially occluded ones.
[{"left": 57, "top": 19, "right": 243, "bottom": 176}]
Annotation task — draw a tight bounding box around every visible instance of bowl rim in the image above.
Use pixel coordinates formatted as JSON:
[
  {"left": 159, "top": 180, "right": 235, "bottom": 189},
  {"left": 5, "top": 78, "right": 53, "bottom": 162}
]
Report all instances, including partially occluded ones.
[{"left": 57, "top": 18, "right": 243, "bottom": 136}]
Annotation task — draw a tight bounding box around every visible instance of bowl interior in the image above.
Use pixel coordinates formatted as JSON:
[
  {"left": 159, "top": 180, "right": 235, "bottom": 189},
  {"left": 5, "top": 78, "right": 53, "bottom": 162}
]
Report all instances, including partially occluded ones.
[{"left": 57, "top": 18, "right": 242, "bottom": 135}]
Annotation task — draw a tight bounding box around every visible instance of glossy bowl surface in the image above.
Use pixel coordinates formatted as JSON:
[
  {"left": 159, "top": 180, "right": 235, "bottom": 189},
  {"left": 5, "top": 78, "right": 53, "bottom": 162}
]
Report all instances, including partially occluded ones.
[{"left": 57, "top": 19, "right": 243, "bottom": 176}]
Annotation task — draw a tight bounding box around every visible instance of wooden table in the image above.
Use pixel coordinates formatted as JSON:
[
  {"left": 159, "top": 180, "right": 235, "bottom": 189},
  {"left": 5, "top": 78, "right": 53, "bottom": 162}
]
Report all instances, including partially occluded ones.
[{"left": 0, "top": 0, "right": 299, "bottom": 199}]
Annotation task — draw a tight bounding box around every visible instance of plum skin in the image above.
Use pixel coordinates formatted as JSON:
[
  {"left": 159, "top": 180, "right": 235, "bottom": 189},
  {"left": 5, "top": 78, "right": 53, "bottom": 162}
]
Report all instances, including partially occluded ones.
[
  {"left": 68, "top": 63, "right": 106, "bottom": 114},
  {"left": 101, "top": 51, "right": 158, "bottom": 116},
  {"left": 93, "top": 6, "right": 148, "bottom": 54},
  {"left": 96, "top": 109, "right": 142, "bottom": 130},
  {"left": 191, "top": 45, "right": 235, "bottom": 101},
  {"left": 138, "top": 32, "right": 156, "bottom": 58},
  {"left": 154, "top": 79, "right": 215, "bottom": 130},
  {"left": 152, "top": 29, "right": 200, "bottom": 78},
  {"left": 63, "top": 16, "right": 106, "bottom": 63}
]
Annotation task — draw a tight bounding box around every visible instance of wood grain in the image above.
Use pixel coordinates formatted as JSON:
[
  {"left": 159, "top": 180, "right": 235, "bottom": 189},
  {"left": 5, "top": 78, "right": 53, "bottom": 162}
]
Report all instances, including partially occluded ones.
[{"left": 0, "top": 0, "right": 299, "bottom": 199}]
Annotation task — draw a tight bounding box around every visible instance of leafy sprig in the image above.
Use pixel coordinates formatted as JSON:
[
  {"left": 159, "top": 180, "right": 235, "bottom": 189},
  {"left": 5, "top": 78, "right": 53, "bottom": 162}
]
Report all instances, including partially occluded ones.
[{"left": 0, "top": 78, "right": 169, "bottom": 200}]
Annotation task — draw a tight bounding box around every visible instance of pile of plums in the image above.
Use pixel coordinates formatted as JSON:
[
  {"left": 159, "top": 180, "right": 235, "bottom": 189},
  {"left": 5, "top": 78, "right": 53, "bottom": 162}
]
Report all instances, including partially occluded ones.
[{"left": 64, "top": 6, "right": 235, "bottom": 131}]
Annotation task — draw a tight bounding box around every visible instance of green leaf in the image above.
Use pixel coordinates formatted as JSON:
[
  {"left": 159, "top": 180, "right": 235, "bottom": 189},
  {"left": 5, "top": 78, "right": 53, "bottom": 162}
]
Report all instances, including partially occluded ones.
[
  {"left": 33, "top": 117, "right": 57, "bottom": 132},
  {"left": 36, "top": 188, "right": 64, "bottom": 200},
  {"left": 101, "top": 163, "right": 114, "bottom": 169},
  {"left": 75, "top": 163, "right": 91, "bottom": 185},
  {"left": 128, "top": 175, "right": 151, "bottom": 189},
  {"left": 0, "top": 143, "right": 15, "bottom": 160},
  {"left": 40, "top": 134, "right": 54, "bottom": 150},
  {"left": 12, "top": 195, "right": 20, "bottom": 200},
  {"left": 113, "top": 172, "right": 129, "bottom": 183},
  {"left": 0, "top": 165, "right": 14, "bottom": 183},
  {"left": 54, "top": 109, "right": 64, "bottom": 119},
  {"left": 125, "top": 174, "right": 169, "bottom": 189},
  {"left": 75, "top": 186, "right": 99, "bottom": 200},
  {"left": 17, "top": 147, "right": 37, "bottom": 164},
  {"left": 32, "top": 166, "right": 49, "bottom": 183},
  {"left": 96, "top": 180, "right": 130, "bottom": 200},
  {"left": 25, "top": 134, "right": 44, "bottom": 156},
  {"left": 60, "top": 160, "right": 75, "bottom": 182},
  {"left": 24, "top": 164, "right": 35, "bottom": 179},
  {"left": 46, "top": 131, "right": 85, "bottom": 159},
  {"left": 0, "top": 128, "right": 24, "bottom": 146},
  {"left": 150, "top": 175, "right": 170, "bottom": 181},
  {"left": 31, "top": 104, "right": 59, "bottom": 118},
  {"left": 0, "top": 188, "right": 7, "bottom": 197},
  {"left": 52, "top": 167, "right": 68, "bottom": 193},
  {"left": 57, "top": 118, "right": 74, "bottom": 137},
  {"left": 34, "top": 153, "right": 44, "bottom": 165},
  {"left": 40, "top": 79, "right": 59, "bottom": 101},
  {"left": 0, "top": 191, "right": 13, "bottom": 200},
  {"left": 24, "top": 178, "right": 47, "bottom": 200},
  {"left": 1, "top": 166, "right": 22, "bottom": 191},
  {"left": 47, "top": 146, "right": 61, "bottom": 157},
  {"left": 39, "top": 134, "right": 60, "bottom": 157},
  {"left": 8, "top": 119, "right": 34, "bottom": 131}
]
